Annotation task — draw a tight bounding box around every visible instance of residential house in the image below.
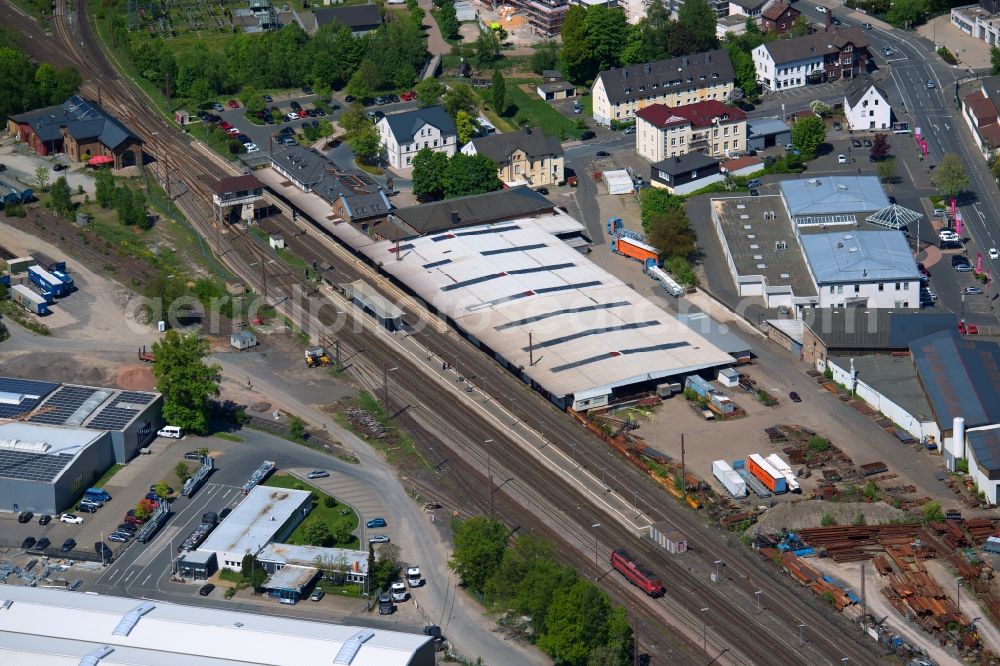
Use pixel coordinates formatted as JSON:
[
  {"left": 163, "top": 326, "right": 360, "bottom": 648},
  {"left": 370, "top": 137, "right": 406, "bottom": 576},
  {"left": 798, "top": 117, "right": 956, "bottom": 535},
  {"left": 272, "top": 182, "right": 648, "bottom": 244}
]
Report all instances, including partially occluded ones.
[
  {"left": 461, "top": 128, "right": 565, "bottom": 186},
  {"left": 309, "top": 3, "right": 382, "bottom": 35},
  {"left": 650, "top": 152, "right": 723, "bottom": 194},
  {"left": 634, "top": 100, "right": 747, "bottom": 162},
  {"left": 6, "top": 95, "right": 143, "bottom": 169},
  {"left": 728, "top": 0, "right": 768, "bottom": 18},
  {"left": 961, "top": 75, "right": 1000, "bottom": 160},
  {"left": 376, "top": 106, "right": 458, "bottom": 170},
  {"left": 591, "top": 49, "right": 735, "bottom": 126},
  {"left": 752, "top": 27, "right": 869, "bottom": 91},
  {"left": 760, "top": 0, "right": 800, "bottom": 34},
  {"left": 844, "top": 79, "right": 891, "bottom": 131}
]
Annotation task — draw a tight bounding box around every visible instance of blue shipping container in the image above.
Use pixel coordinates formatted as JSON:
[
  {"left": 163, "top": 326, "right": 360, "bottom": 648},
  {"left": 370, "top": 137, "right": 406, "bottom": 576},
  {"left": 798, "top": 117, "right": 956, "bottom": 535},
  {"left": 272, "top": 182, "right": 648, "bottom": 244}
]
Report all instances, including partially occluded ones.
[{"left": 28, "top": 265, "right": 67, "bottom": 297}]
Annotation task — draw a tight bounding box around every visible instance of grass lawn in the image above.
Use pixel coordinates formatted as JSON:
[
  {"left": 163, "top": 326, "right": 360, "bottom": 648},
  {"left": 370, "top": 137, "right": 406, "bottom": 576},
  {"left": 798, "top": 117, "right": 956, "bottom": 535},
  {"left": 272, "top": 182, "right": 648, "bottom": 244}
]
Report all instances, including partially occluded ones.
[
  {"left": 264, "top": 473, "right": 360, "bottom": 549},
  {"left": 93, "top": 464, "right": 124, "bottom": 488},
  {"left": 212, "top": 432, "right": 244, "bottom": 443},
  {"left": 504, "top": 80, "right": 583, "bottom": 139}
]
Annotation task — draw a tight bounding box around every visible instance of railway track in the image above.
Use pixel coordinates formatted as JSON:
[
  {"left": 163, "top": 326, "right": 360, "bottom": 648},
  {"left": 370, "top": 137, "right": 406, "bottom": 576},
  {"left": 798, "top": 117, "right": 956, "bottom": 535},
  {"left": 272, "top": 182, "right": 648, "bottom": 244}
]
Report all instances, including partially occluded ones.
[{"left": 15, "top": 3, "right": 888, "bottom": 662}]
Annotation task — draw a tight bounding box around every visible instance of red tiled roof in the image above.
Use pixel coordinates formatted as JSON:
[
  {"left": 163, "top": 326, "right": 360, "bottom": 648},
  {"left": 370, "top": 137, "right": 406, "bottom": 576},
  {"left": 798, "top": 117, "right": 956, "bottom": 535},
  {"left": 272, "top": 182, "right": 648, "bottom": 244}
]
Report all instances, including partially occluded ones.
[
  {"left": 723, "top": 156, "right": 763, "bottom": 171},
  {"left": 635, "top": 104, "right": 688, "bottom": 128},
  {"left": 964, "top": 91, "right": 999, "bottom": 125},
  {"left": 762, "top": 0, "right": 796, "bottom": 21},
  {"left": 980, "top": 122, "right": 1000, "bottom": 147},
  {"left": 670, "top": 100, "right": 747, "bottom": 128}
]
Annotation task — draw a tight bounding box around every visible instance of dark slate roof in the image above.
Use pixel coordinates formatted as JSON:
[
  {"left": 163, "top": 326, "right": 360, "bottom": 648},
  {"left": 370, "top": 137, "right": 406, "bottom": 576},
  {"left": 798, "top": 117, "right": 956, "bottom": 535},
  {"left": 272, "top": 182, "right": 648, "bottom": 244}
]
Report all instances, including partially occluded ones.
[
  {"left": 730, "top": 0, "right": 768, "bottom": 10},
  {"left": 313, "top": 3, "right": 382, "bottom": 29},
  {"left": 763, "top": 27, "right": 869, "bottom": 65},
  {"left": 595, "top": 49, "right": 735, "bottom": 105},
  {"left": 652, "top": 152, "right": 720, "bottom": 176},
  {"left": 270, "top": 145, "right": 390, "bottom": 220},
  {"left": 9, "top": 95, "right": 141, "bottom": 150},
  {"left": 968, "top": 429, "right": 1000, "bottom": 477},
  {"left": 210, "top": 175, "right": 263, "bottom": 194},
  {"left": 911, "top": 329, "right": 1000, "bottom": 429},
  {"left": 380, "top": 106, "right": 457, "bottom": 144},
  {"left": 389, "top": 186, "right": 555, "bottom": 237},
  {"left": 845, "top": 78, "right": 888, "bottom": 109},
  {"left": 761, "top": 0, "right": 795, "bottom": 20},
  {"left": 803, "top": 307, "right": 957, "bottom": 350},
  {"left": 468, "top": 129, "right": 563, "bottom": 164}
]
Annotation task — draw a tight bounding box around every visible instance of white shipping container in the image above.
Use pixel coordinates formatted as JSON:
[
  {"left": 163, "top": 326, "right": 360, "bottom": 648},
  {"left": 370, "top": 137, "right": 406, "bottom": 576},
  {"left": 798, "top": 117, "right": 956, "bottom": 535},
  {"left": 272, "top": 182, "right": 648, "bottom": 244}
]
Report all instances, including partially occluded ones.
[
  {"left": 766, "top": 453, "right": 800, "bottom": 493},
  {"left": 712, "top": 459, "right": 747, "bottom": 497}
]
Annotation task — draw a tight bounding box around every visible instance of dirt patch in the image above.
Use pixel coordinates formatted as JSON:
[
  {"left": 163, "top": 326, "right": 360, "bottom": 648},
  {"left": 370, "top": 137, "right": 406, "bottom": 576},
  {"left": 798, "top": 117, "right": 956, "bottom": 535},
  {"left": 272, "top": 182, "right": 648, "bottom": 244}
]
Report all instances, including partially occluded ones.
[
  {"left": 749, "top": 499, "right": 909, "bottom": 536},
  {"left": 116, "top": 365, "right": 156, "bottom": 391},
  {"left": 0, "top": 351, "right": 121, "bottom": 386}
]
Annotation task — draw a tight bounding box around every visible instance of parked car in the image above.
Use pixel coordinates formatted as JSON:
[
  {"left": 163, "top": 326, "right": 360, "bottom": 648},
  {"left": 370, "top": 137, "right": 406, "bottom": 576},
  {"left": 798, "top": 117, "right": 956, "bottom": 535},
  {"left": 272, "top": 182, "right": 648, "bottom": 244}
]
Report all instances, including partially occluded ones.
[
  {"left": 388, "top": 94, "right": 400, "bottom": 103},
  {"left": 862, "top": 22, "right": 873, "bottom": 29},
  {"left": 851, "top": 138, "right": 862, "bottom": 148},
  {"left": 184, "top": 450, "right": 202, "bottom": 460},
  {"left": 108, "top": 533, "right": 129, "bottom": 543},
  {"left": 832, "top": 121, "right": 842, "bottom": 131},
  {"left": 789, "top": 391, "right": 801, "bottom": 403},
  {"left": 345, "top": 95, "right": 355, "bottom": 103},
  {"left": 212, "top": 102, "right": 224, "bottom": 112},
  {"left": 61, "top": 538, "right": 76, "bottom": 552},
  {"left": 76, "top": 504, "right": 96, "bottom": 514},
  {"left": 302, "top": 85, "right": 313, "bottom": 95},
  {"left": 21, "top": 537, "right": 36, "bottom": 549},
  {"left": 749, "top": 189, "right": 759, "bottom": 197},
  {"left": 38, "top": 514, "right": 51, "bottom": 526},
  {"left": 290, "top": 100, "right": 302, "bottom": 111},
  {"left": 622, "top": 126, "right": 636, "bottom": 135},
  {"left": 837, "top": 154, "right": 847, "bottom": 164},
  {"left": 926, "top": 80, "right": 935, "bottom": 89},
  {"left": 236, "top": 134, "right": 251, "bottom": 144},
  {"left": 964, "top": 286, "right": 984, "bottom": 295},
  {"left": 369, "top": 534, "right": 390, "bottom": 544},
  {"left": 117, "top": 523, "right": 137, "bottom": 534},
  {"left": 863, "top": 138, "right": 873, "bottom": 147},
  {"left": 199, "top": 583, "right": 215, "bottom": 596},
  {"left": 578, "top": 130, "right": 595, "bottom": 140},
  {"left": 286, "top": 112, "right": 299, "bottom": 121},
  {"left": 596, "top": 150, "right": 610, "bottom": 157},
  {"left": 245, "top": 143, "right": 259, "bottom": 153},
  {"left": 306, "top": 108, "right": 317, "bottom": 117},
  {"left": 401, "top": 91, "right": 416, "bottom": 101},
  {"left": 263, "top": 94, "right": 273, "bottom": 103},
  {"left": 390, "top": 582, "right": 408, "bottom": 602},
  {"left": 816, "top": 4, "right": 827, "bottom": 11},
  {"left": 227, "top": 99, "right": 240, "bottom": 109},
  {"left": 35, "top": 537, "right": 51, "bottom": 550},
  {"left": 17, "top": 511, "right": 33, "bottom": 524},
  {"left": 991, "top": 248, "right": 999, "bottom": 260},
  {"left": 220, "top": 508, "right": 232, "bottom": 520},
  {"left": 60, "top": 514, "right": 82, "bottom": 524},
  {"left": 315, "top": 108, "right": 326, "bottom": 116},
  {"left": 366, "top": 517, "right": 387, "bottom": 528},
  {"left": 124, "top": 514, "right": 145, "bottom": 525},
  {"left": 53, "top": 163, "right": 68, "bottom": 171},
  {"left": 226, "top": 127, "right": 240, "bottom": 136},
  {"left": 881, "top": 47, "right": 894, "bottom": 57},
  {"left": 310, "top": 588, "right": 326, "bottom": 602},
  {"left": 536, "top": 186, "right": 549, "bottom": 195},
  {"left": 307, "top": 470, "right": 329, "bottom": 479},
  {"left": 378, "top": 593, "right": 394, "bottom": 615}
]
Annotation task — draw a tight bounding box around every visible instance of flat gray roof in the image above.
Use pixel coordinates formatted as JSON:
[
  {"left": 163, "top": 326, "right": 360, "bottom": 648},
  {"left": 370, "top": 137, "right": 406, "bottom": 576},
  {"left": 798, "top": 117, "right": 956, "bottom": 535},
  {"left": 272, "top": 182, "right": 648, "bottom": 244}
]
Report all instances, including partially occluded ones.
[
  {"left": 675, "top": 312, "right": 753, "bottom": 357},
  {"left": 830, "top": 354, "right": 934, "bottom": 423},
  {"left": 341, "top": 279, "right": 404, "bottom": 320},
  {"left": 199, "top": 485, "right": 312, "bottom": 559},
  {"left": 780, "top": 176, "right": 889, "bottom": 219},
  {"left": 747, "top": 118, "right": 790, "bottom": 137},
  {"left": 711, "top": 195, "right": 817, "bottom": 297},
  {"left": 800, "top": 230, "right": 919, "bottom": 284}
]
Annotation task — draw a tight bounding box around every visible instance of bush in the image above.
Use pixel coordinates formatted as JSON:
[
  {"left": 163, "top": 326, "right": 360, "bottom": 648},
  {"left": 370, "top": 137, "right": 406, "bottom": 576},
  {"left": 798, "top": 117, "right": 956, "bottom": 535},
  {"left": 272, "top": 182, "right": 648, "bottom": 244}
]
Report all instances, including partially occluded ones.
[
  {"left": 323, "top": 495, "right": 337, "bottom": 508},
  {"left": 852, "top": 512, "right": 867, "bottom": 526},
  {"left": 820, "top": 512, "right": 836, "bottom": 527},
  {"left": 956, "top": 458, "right": 969, "bottom": 474},
  {"left": 289, "top": 416, "right": 306, "bottom": 441},
  {"left": 807, "top": 436, "right": 831, "bottom": 453},
  {"left": 938, "top": 46, "right": 958, "bottom": 65},
  {"left": 922, "top": 500, "right": 944, "bottom": 522}
]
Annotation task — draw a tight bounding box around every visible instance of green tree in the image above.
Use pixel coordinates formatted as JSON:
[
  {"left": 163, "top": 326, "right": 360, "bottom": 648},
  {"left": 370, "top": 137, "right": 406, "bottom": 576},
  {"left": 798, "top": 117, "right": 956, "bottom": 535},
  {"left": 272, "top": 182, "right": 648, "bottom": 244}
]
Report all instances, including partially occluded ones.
[
  {"left": 34, "top": 165, "right": 49, "bottom": 192},
  {"left": 455, "top": 110, "right": 475, "bottom": 145},
  {"left": 49, "top": 176, "right": 72, "bottom": 215},
  {"left": 475, "top": 28, "right": 502, "bottom": 66},
  {"left": 602, "top": 606, "right": 634, "bottom": 665},
  {"left": 346, "top": 60, "right": 378, "bottom": 102},
  {"left": 333, "top": 523, "right": 352, "bottom": 544},
  {"left": 584, "top": 5, "right": 631, "bottom": 73},
  {"left": 174, "top": 461, "right": 191, "bottom": 483},
  {"left": 303, "top": 520, "right": 333, "bottom": 546},
  {"left": 443, "top": 152, "right": 502, "bottom": 199},
  {"left": 289, "top": 415, "right": 306, "bottom": 441},
  {"left": 412, "top": 148, "right": 449, "bottom": 200},
  {"left": 886, "top": 0, "right": 927, "bottom": 29},
  {"left": 443, "top": 82, "right": 478, "bottom": 119},
  {"left": 490, "top": 67, "right": 506, "bottom": 115},
  {"left": 922, "top": 500, "right": 944, "bottom": 522},
  {"left": 347, "top": 124, "right": 382, "bottom": 163},
  {"left": 517, "top": 559, "right": 578, "bottom": 634},
  {"left": 560, "top": 6, "right": 593, "bottom": 83},
  {"left": 436, "top": 0, "right": 460, "bottom": 40},
  {"left": 115, "top": 187, "right": 150, "bottom": 229},
  {"left": 241, "top": 553, "right": 267, "bottom": 588},
  {"left": 371, "top": 542, "right": 402, "bottom": 591},
  {"left": 240, "top": 86, "right": 265, "bottom": 115},
  {"left": 151, "top": 330, "right": 222, "bottom": 435},
  {"left": 154, "top": 480, "right": 171, "bottom": 498},
  {"left": 188, "top": 78, "right": 214, "bottom": 107},
  {"left": 877, "top": 157, "right": 897, "bottom": 183},
  {"left": 639, "top": 187, "right": 683, "bottom": 229},
  {"left": 537, "top": 579, "right": 610, "bottom": 664},
  {"left": 530, "top": 40, "right": 559, "bottom": 74},
  {"left": 94, "top": 168, "right": 116, "bottom": 208},
  {"left": 133, "top": 501, "right": 151, "bottom": 521},
  {"left": 790, "top": 115, "right": 826, "bottom": 159},
  {"left": 323, "top": 495, "right": 337, "bottom": 508},
  {"left": 821, "top": 511, "right": 836, "bottom": 526},
  {"left": 933, "top": 153, "right": 971, "bottom": 201},
  {"left": 789, "top": 15, "right": 811, "bottom": 37},
  {"left": 647, "top": 208, "right": 697, "bottom": 260},
  {"left": 414, "top": 78, "right": 445, "bottom": 108},
  {"left": 993, "top": 46, "right": 1000, "bottom": 75},
  {"left": 449, "top": 516, "right": 508, "bottom": 593},
  {"left": 676, "top": 0, "right": 718, "bottom": 52},
  {"left": 724, "top": 45, "right": 759, "bottom": 101}
]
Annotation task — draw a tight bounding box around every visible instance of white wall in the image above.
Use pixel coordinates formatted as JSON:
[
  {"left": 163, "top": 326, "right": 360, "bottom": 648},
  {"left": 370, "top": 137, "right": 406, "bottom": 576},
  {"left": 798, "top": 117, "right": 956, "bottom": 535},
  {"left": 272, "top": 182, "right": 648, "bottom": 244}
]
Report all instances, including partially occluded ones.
[
  {"left": 816, "top": 280, "right": 920, "bottom": 308},
  {"left": 845, "top": 88, "right": 891, "bottom": 131},
  {"left": 752, "top": 45, "right": 823, "bottom": 91}
]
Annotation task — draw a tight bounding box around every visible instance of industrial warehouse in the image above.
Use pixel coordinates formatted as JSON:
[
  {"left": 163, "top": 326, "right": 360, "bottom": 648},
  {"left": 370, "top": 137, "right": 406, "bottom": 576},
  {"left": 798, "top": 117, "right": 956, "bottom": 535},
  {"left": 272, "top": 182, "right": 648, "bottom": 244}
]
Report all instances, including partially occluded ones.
[
  {"left": 366, "top": 210, "right": 734, "bottom": 410},
  {"left": 0, "top": 587, "right": 435, "bottom": 666},
  {"left": 0, "top": 376, "right": 162, "bottom": 514}
]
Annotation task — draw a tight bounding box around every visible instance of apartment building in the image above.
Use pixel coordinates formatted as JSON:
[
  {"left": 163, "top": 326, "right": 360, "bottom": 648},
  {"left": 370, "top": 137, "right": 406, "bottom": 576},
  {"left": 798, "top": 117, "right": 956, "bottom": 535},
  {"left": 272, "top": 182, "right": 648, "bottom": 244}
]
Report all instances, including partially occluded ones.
[
  {"left": 635, "top": 100, "right": 747, "bottom": 162},
  {"left": 752, "top": 28, "right": 869, "bottom": 91}
]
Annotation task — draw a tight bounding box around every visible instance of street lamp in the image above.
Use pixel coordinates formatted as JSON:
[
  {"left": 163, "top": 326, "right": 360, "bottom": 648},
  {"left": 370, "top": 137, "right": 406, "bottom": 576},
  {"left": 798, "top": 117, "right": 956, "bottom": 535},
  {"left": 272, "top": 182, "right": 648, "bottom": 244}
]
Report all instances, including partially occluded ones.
[
  {"left": 591, "top": 523, "right": 601, "bottom": 572},
  {"left": 700, "top": 608, "right": 710, "bottom": 651}
]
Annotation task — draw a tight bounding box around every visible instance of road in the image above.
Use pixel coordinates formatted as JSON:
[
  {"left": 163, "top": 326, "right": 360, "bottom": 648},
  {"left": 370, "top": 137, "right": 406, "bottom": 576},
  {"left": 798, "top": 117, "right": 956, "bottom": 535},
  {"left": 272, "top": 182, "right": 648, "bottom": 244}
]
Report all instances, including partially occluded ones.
[{"left": 5, "top": 1, "right": 908, "bottom": 662}]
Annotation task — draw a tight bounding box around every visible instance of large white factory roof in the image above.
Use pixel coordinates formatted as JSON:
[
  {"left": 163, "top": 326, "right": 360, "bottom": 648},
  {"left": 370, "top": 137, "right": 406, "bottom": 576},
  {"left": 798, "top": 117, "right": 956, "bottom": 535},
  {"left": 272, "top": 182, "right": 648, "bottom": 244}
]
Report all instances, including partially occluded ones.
[
  {"left": 198, "top": 484, "right": 312, "bottom": 558},
  {"left": 0, "top": 586, "right": 433, "bottom": 666},
  {"left": 370, "top": 212, "right": 732, "bottom": 402}
]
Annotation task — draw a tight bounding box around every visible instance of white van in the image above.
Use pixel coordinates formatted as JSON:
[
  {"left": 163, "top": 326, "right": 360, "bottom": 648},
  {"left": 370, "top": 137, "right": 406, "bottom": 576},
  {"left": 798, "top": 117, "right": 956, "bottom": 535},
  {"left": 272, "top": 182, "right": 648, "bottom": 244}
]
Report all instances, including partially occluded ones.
[{"left": 157, "top": 426, "right": 182, "bottom": 439}]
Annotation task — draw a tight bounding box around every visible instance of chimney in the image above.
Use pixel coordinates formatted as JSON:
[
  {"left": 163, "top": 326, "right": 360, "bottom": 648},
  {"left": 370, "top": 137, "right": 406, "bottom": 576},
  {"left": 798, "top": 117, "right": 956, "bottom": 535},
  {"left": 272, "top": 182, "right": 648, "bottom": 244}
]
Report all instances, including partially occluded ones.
[
  {"left": 450, "top": 211, "right": 460, "bottom": 225},
  {"left": 644, "top": 64, "right": 651, "bottom": 74},
  {"left": 623, "top": 70, "right": 629, "bottom": 78}
]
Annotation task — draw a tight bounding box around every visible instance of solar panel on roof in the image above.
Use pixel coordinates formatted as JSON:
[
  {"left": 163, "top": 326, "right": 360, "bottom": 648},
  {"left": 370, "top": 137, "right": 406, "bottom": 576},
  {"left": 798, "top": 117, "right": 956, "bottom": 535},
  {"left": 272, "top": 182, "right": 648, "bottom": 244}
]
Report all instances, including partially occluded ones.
[
  {"left": 0, "top": 451, "right": 75, "bottom": 482},
  {"left": 28, "top": 386, "right": 98, "bottom": 425}
]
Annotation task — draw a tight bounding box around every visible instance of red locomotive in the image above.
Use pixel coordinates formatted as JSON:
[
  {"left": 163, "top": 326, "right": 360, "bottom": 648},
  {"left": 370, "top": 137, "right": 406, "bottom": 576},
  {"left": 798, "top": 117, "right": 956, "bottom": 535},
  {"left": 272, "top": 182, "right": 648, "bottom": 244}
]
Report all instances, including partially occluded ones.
[{"left": 611, "top": 549, "right": 665, "bottom": 597}]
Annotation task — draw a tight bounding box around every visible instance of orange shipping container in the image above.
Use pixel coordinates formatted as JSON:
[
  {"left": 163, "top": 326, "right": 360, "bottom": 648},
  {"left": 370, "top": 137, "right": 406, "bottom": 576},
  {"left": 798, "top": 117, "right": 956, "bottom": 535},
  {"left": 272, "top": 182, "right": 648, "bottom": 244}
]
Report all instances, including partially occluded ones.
[{"left": 615, "top": 237, "right": 658, "bottom": 263}]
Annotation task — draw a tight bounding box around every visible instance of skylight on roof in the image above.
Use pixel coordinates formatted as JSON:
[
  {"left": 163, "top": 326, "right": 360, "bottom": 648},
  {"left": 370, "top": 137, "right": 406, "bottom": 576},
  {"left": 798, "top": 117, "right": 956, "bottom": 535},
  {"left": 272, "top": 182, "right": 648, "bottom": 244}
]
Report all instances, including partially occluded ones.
[
  {"left": 112, "top": 602, "right": 155, "bottom": 637},
  {"left": 334, "top": 629, "right": 375, "bottom": 664}
]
